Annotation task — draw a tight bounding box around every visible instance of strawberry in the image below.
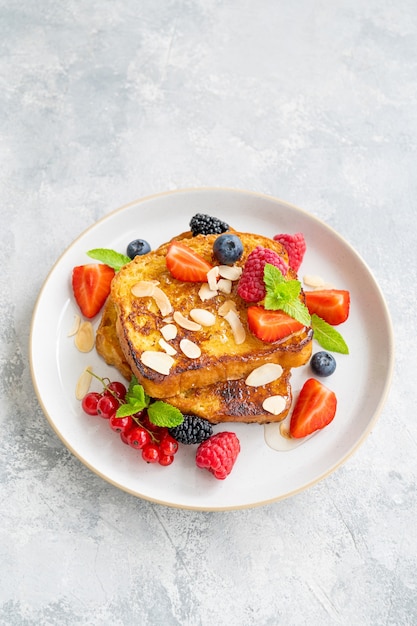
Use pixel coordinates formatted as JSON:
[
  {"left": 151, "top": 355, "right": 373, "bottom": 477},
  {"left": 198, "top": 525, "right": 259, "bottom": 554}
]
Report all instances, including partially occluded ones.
[
  {"left": 166, "top": 241, "right": 213, "bottom": 282},
  {"left": 72, "top": 264, "right": 115, "bottom": 318},
  {"left": 247, "top": 306, "right": 305, "bottom": 343},
  {"left": 305, "top": 289, "right": 350, "bottom": 326},
  {"left": 290, "top": 378, "right": 337, "bottom": 439}
]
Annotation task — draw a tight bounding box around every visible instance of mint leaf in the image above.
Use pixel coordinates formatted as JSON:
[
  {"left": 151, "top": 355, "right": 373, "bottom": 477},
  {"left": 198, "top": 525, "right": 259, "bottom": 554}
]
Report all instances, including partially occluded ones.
[
  {"left": 264, "top": 263, "right": 311, "bottom": 326},
  {"left": 147, "top": 401, "right": 184, "bottom": 428},
  {"left": 116, "top": 402, "right": 143, "bottom": 418},
  {"left": 264, "top": 263, "right": 286, "bottom": 289},
  {"left": 87, "top": 248, "right": 131, "bottom": 271},
  {"left": 311, "top": 314, "right": 349, "bottom": 354},
  {"left": 279, "top": 299, "right": 312, "bottom": 326}
]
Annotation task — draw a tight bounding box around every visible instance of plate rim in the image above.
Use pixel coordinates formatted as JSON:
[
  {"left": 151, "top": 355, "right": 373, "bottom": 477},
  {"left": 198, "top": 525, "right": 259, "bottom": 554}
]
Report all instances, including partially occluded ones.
[{"left": 29, "top": 186, "right": 395, "bottom": 510}]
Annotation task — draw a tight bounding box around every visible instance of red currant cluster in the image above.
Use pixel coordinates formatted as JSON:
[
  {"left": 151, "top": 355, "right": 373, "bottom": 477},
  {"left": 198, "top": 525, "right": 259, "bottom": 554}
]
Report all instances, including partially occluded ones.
[{"left": 81, "top": 381, "right": 179, "bottom": 466}]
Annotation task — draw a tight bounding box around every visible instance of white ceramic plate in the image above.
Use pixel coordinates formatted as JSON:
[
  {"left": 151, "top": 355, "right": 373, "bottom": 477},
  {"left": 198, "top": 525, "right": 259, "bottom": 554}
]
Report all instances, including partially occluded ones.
[{"left": 30, "top": 188, "right": 394, "bottom": 510}]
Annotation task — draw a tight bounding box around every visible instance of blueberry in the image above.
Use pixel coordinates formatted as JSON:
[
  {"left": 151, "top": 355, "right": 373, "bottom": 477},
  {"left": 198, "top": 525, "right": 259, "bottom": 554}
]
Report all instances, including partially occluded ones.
[
  {"left": 213, "top": 234, "right": 244, "bottom": 265},
  {"left": 310, "top": 351, "right": 337, "bottom": 377},
  {"left": 126, "top": 239, "right": 151, "bottom": 259}
]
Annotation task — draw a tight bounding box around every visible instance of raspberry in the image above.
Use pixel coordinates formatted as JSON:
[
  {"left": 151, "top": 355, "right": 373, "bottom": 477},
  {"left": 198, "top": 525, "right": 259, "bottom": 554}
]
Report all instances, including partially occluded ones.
[
  {"left": 237, "top": 246, "right": 288, "bottom": 303},
  {"left": 169, "top": 414, "right": 213, "bottom": 445},
  {"left": 189, "top": 213, "right": 229, "bottom": 236},
  {"left": 195, "top": 432, "right": 240, "bottom": 480},
  {"left": 273, "top": 233, "right": 306, "bottom": 272}
]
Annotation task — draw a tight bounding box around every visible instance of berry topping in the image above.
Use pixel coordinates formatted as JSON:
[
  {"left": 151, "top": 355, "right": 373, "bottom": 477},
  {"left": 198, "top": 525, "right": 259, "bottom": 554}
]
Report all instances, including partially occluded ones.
[
  {"left": 247, "top": 306, "right": 305, "bottom": 343},
  {"left": 310, "top": 351, "right": 337, "bottom": 377},
  {"left": 166, "top": 241, "right": 213, "bottom": 282},
  {"left": 305, "top": 289, "right": 350, "bottom": 326},
  {"left": 126, "top": 238, "right": 151, "bottom": 259},
  {"left": 189, "top": 213, "right": 229, "bottom": 236},
  {"left": 72, "top": 263, "right": 115, "bottom": 319},
  {"left": 237, "top": 246, "right": 287, "bottom": 303},
  {"left": 290, "top": 378, "right": 337, "bottom": 439},
  {"left": 169, "top": 414, "right": 213, "bottom": 444},
  {"left": 213, "top": 233, "right": 244, "bottom": 265},
  {"left": 273, "top": 233, "right": 306, "bottom": 272},
  {"left": 196, "top": 432, "right": 240, "bottom": 480}
]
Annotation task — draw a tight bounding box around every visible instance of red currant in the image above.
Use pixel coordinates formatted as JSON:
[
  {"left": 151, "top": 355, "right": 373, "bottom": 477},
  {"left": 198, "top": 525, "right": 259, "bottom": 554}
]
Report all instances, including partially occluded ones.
[
  {"left": 109, "top": 414, "right": 133, "bottom": 434},
  {"left": 126, "top": 427, "right": 151, "bottom": 450},
  {"left": 159, "top": 434, "right": 179, "bottom": 456},
  {"left": 96, "top": 394, "right": 120, "bottom": 419},
  {"left": 142, "top": 443, "right": 160, "bottom": 463},
  {"left": 105, "top": 381, "right": 127, "bottom": 401},
  {"left": 158, "top": 453, "right": 174, "bottom": 466},
  {"left": 81, "top": 392, "right": 102, "bottom": 416}
]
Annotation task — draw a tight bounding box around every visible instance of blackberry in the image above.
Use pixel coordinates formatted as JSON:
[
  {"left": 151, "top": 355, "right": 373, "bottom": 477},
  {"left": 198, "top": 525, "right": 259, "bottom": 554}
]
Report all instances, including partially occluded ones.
[
  {"left": 169, "top": 414, "right": 213, "bottom": 445},
  {"left": 189, "top": 213, "right": 229, "bottom": 237}
]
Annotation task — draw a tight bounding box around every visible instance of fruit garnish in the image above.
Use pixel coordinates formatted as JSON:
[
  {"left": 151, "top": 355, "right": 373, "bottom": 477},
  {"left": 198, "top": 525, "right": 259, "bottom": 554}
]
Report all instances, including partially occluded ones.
[
  {"left": 263, "top": 263, "right": 311, "bottom": 325},
  {"left": 166, "top": 240, "right": 213, "bottom": 282},
  {"left": 196, "top": 432, "right": 240, "bottom": 479},
  {"left": 169, "top": 414, "right": 213, "bottom": 444},
  {"left": 247, "top": 306, "right": 305, "bottom": 343},
  {"left": 72, "top": 263, "right": 115, "bottom": 318},
  {"left": 213, "top": 233, "right": 244, "bottom": 265},
  {"left": 87, "top": 248, "right": 131, "bottom": 271},
  {"left": 305, "top": 289, "right": 350, "bottom": 326},
  {"left": 310, "top": 351, "right": 337, "bottom": 377},
  {"left": 189, "top": 213, "right": 229, "bottom": 236},
  {"left": 311, "top": 314, "right": 349, "bottom": 354},
  {"left": 126, "top": 239, "right": 151, "bottom": 258},
  {"left": 273, "top": 232, "right": 306, "bottom": 272},
  {"left": 289, "top": 378, "right": 337, "bottom": 438},
  {"left": 237, "top": 246, "right": 288, "bottom": 302}
]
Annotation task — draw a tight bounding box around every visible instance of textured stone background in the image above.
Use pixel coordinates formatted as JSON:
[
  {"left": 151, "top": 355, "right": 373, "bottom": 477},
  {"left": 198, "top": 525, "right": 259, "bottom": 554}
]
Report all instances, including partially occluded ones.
[{"left": 1, "top": 1, "right": 416, "bottom": 624}]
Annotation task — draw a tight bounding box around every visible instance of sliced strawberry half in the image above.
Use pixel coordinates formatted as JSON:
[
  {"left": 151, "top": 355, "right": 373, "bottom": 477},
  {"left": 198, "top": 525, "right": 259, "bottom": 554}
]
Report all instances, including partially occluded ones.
[
  {"left": 72, "top": 263, "right": 115, "bottom": 318},
  {"left": 247, "top": 306, "right": 305, "bottom": 343},
  {"left": 290, "top": 378, "right": 337, "bottom": 438},
  {"left": 305, "top": 289, "right": 350, "bottom": 326},
  {"left": 166, "top": 241, "right": 213, "bottom": 282}
]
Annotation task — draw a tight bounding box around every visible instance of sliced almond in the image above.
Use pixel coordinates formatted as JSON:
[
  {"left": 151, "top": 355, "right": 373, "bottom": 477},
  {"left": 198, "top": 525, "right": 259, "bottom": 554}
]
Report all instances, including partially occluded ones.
[
  {"left": 68, "top": 314, "right": 81, "bottom": 337},
  {"left": 262, "top": 395, "right": 287, "bottom": 415},
  {"left": 218, "top": 300, "right": 237, "bottom": 317},
  {"left": 75, "top": 366, "right": 93, "bottom": 400},
  {"left": 199, "top": 283, "right": 218, "bottom": 301},
  {"left": 219, "top": 265, "right": 242, "bottom": 281},
  {"left": 131, "top": 280, "right": 159, "bottom": 297},
  {"left": 245, "top": 363, "right": 283, "bottom": 387},
  {"left": 180, "top": 338, "right": 201, "bottom": 358},
  {"left": 280, "top": 423, "right": 291, "bottom": 439},
  {"left": 173, "top": 311, "right": 202, "bottom": 331},
  {"left": 74, "top": 321, "right": 95, "bottom": 353},
  {"left": 207, "top": 266, "right": 219, "bottom": 291},
  {"left": 140, "top": 351, "right": 174, "bottom": 375},
  {"left": 224, "top": 309, "right": 246, "bottom": 345},
  {"left": 190, "top": 308, "right": 216, "bottom": 327},
  {"left": 153, "top": 286, "right": 173, "bottom": 317},
  {"left": 158, "top": 338, "right": 177, "bottom": 356},
  {"left": 160, "top": 323, "right": 177, "bottom": 340},
  {"left": 217, "top": 278, "right": 232, "bottom": 294}
]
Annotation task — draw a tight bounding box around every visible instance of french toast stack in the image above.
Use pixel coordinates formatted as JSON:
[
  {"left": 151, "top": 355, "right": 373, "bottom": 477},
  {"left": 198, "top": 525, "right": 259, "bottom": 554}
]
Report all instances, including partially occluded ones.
[{"left": 96, "top": 226, "right": 313, "bottom": 424}]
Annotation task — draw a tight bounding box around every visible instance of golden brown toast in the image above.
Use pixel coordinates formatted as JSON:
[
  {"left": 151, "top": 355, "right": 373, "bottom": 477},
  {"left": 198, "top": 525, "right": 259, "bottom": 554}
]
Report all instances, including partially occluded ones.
[
  {"left": 110, "top": 231, "right": 313, "bottom": 399},
  {"left": 96, "top": 298, "right": 292, "bottom": 424}
]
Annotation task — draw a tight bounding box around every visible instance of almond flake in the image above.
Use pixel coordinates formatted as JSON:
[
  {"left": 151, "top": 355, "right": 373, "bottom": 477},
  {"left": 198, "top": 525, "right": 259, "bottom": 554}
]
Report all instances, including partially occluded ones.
[
  {"left": 141, "top": 351, "right": 174, "bottom": 375},
  {"left": 218, "top": 265, "right": 242, "bottom": 281},
  {"left": 245, "top": 363, "right": 283, "bottom": 387},
  {"left": 303, "top": 274, "right": 325, "bottom": 288},
  {"left": 74, "top": 321, "right": 95, "bottom": 353},
  {"left": 179, "top": 339, "right": 201, "bottom": 359},
  {"left": 199, "top": 283, "right": 218, "bottom": 301},
  {"left": 68, "top": 314, "right": 81, "bottom": 337},
  {"left": 189, "top": 308, "right": 216, "bottom": 327},
  {"left": 75, "top": 366, "right": 93, "bottom": 400},
  {"left": 160, "top": 323, "right": 177, "bottom": 340},
  {"left": 224, "top": 309, "right": 246, "bottom": 345},
  {"left": 158, "top": 338, "right": 177, "bottom": 356},
  {"left": 131, "top": 280, "right": 159, "bottom": 297},
  {"left": 173, "top": 311, "right": 202, "bottom": 331},
  {"left": 152, "top": 287, "right": 173, "bottom": 317},
  {"left": 206, "top": 266, "right": 219, "bottom": 291},
  {"left": 262, "top": 395, "right": 287, "bottom": 415},
  {"left": 218, "top": 300, "right": 237, "bottom": 317},
  {"left": 217, "top": 278, "right": 232, "bottom": 294},
  {"left": 280, "top": 423, "right": 291, "bottom": 439}
]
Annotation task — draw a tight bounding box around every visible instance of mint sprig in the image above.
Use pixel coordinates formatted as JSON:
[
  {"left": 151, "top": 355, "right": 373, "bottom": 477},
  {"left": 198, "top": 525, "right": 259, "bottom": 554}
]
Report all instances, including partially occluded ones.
[
  {"left": 263, "top": 264, "right": 311, "bottom": 326},
  {"left": 311, "top": 314, "right": 349, "bottom": 354},
  {"left": 116, "top": 376, "right": 183, "bottom": 428},
  {"left": 87, "top": 248, "right": 131, "bottom": 271}
]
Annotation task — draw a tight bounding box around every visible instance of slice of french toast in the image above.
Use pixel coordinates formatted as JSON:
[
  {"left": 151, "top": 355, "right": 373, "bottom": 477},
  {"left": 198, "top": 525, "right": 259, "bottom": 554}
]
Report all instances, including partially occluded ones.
[
  {"left": 110, "top": 231, "right": 313, "bottom": 399},
  {"left": 96, "top": 298, "right": 292, "bottom": 424}
]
